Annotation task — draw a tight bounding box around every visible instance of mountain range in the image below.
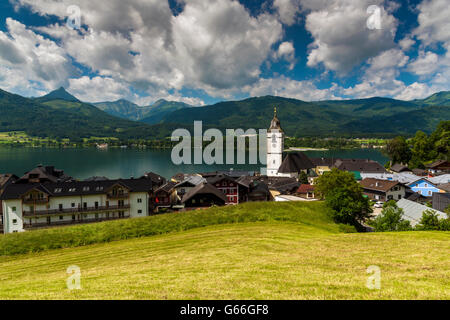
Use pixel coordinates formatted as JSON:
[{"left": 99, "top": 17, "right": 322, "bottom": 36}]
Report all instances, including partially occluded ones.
[{"left": 0, "top": 87, "right": 449, "bottom": 140}]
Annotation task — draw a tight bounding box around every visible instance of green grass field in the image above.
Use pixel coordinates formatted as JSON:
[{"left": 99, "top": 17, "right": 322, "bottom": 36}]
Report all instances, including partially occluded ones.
[{"left": 0, "top": 202, "right": 448, "bottom": 299}]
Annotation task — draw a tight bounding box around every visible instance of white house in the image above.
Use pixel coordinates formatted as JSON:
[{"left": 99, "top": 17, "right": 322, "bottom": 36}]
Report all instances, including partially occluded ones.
[{"left": 1, "top": 178, "right": 153, "bottom": 234}]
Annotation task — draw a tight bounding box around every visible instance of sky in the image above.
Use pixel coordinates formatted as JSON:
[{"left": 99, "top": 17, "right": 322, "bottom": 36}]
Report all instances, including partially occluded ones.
[{"left": 0, "top": 0, "right": 449, "bottom": 106}]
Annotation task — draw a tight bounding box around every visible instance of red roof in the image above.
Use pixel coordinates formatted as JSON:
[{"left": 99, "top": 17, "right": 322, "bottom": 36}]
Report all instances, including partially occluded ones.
[{"left": 297, "top": 184, "right": 315, "bottom": 193}]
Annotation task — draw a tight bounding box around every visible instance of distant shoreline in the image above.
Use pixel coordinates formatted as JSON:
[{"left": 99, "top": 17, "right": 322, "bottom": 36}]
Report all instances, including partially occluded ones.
[{"left": 287, "top": 147, "right": 329, "bottom": 151}]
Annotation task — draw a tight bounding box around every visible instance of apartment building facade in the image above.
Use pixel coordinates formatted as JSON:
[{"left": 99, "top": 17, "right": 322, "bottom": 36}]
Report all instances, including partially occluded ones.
[{"left": 1, "top": 178, "right": 153, "bottom": 234}]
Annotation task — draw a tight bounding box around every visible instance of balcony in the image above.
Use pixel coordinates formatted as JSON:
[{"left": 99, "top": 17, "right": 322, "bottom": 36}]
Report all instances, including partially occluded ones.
[
  {"left": 23, "top": 198, "right": 49, "bottom": 205},
  {"left": 107, "top": 193, "right": 130, "bottom": 199},
  {"left": 23, "top": 204, "right": 131, "bottom": 217}
]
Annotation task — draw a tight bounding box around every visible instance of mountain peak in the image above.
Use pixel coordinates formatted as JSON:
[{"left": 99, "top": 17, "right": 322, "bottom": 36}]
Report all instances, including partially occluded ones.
[{"left": 40, "top": 87, "right": 80, "bottom": 102}]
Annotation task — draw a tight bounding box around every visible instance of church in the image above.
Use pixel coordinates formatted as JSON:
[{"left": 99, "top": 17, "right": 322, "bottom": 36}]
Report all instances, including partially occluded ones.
[{"left": 266, "top": 108, "right": 314, "bottom": 178}]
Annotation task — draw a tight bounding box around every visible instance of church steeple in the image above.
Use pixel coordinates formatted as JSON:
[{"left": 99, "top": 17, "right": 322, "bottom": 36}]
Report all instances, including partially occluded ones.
[{"left": 268, "top": 106, "right": 283, "bottom": 133}]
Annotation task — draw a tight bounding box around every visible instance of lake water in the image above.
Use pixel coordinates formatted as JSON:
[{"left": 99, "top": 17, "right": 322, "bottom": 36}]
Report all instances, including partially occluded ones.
[{"left": 0, "top": 147, "right": 388, "bottom": 180}]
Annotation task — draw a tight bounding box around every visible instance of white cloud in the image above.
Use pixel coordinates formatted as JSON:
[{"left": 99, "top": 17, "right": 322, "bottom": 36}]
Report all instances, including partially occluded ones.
[
  {"left": 244, "top": 76, "right": 339, "bottom": 101},
  {"left": 67, "top": 76, "right": 130, "bottom": 102},
  {"left": 414, "top": 0, "right": 450, "bottom": 46},
  {"left": 273, "top": 0, "right": 302, "bottom": 25},
  {"left": 0, "top": 18, "right": 76, "bottom": 95},
  {"left": 303, "top": 0, "right": 398, "bottom": 73},
  {"left": 13, "top": 0, "right": 284, "bottom": 100},
  {"left": 408, "top": 51, "right": 440, "bottom": 76},
  {"left": 274, "top": 41, "right": 296, "bottom": 70}
]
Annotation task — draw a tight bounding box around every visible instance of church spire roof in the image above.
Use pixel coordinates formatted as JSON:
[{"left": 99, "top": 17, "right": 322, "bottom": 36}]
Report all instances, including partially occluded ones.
[{"left": 268, "top": 106, "right": 283, "bottom": 133}]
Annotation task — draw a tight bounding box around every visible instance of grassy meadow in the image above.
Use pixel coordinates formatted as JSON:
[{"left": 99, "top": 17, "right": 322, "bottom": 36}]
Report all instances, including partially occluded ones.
[{"left": 0, "top": 202, "right": 448, "bottom": 299}]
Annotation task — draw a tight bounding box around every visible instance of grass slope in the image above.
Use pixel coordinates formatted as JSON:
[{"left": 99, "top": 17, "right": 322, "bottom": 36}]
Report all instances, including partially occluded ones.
[{"left": 0, "top": 202, "right": 448, "bottom": 300}]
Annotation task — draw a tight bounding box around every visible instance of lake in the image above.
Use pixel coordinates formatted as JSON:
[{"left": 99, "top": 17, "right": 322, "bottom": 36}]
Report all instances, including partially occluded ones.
[{"left": 0, "top": 147, "right": 388, "bottom": 180}]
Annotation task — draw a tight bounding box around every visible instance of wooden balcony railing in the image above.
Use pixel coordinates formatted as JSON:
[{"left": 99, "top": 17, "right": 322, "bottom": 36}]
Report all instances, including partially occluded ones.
[
  {"left": 23, "top": 204, "right": 130, "bottom": 217},
  {"left": 23, "top": 198, "right": 49, "bottom": 205},
  {"left": 107, "top": 193, "right": 130, "bottom": 199}
]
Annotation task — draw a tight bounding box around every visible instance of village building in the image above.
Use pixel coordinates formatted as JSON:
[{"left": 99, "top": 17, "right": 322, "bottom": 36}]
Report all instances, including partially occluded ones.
[
  {"left": 426, "top": 160, "right": 450, "bottom": 174},
  {"left": 205, "top": 175, "right": 249, "bottom": 204},
  {"left": 406, "top": 178, "right": 446, "bottom": 198},
  {"left": 0, "top": 178, "right": 153, "bottom": 234},
  {"left": 432, "top": 193, "right": 450, "bottom": 213},
  {"left": 310, "top": 157, "right": 334, "bottom": 175},
  {"left": 181, "top": 183, "right": 227, "bottom": 208},
  {"left": 295, "top": 184, "right": 318, "bottom": 200},
  {"left": 396, "top": 198, "right": 447, "bottom": 227},
  {"left": 0, "top": 174, "right": 18, "bottom": 233},
  {"left": 15, "top": 165, "right": 73, "bottom": 184},
  {"left": 174, "top": 175, "right": 206, "bottom": 199},
  {"left": 360, "top": 178, "right": 406, "bottom": 202},
  {"left": 389, "top": 163, "right": 412, "bottom": 173},
  {"left": 153, "top": 181, "right": 177, "bottom": 211}
]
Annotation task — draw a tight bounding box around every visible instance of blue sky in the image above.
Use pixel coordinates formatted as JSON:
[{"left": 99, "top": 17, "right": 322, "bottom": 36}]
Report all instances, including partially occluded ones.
[{"left": 0, "top": 0, "right": 449, "bottom": 106}]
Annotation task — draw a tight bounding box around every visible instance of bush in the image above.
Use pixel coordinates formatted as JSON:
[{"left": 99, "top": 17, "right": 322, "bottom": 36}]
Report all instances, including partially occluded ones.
[
  {"left": 417, "top": 209, "right": 441, "bottom": 231},
  {"left": 373, "top": 201, "right": 411, "bottom": 232}
]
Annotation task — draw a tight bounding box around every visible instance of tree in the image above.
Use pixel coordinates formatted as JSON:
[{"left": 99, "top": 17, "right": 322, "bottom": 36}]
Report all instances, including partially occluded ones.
[
  {"left": 386, "top": 136, "right": 412, "bottom": 165},
  {"left": 417, "top": 209, "right": 441, "bottom": 230},
  {"left": 315, "top": 168, "right": 372, "bottom": 226},
  {"left": 410, "top": 131, "right": 434, "bottom": 169},
  {"left": 373, "top": 201, "right": 411, "bottom": 231},
  {"left": 299, "top": 171, "right": 309, "bottom": 185}
]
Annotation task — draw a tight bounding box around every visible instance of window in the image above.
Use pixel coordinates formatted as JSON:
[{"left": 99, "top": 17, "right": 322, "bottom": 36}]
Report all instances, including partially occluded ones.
[
  {"left": 12, "top": 206, "right": 16, "bottom": 212},
  {"left": 428, "top": 191, "right": 432, "bottom": 196},
  {"left": 398, "top": 195, "right": 402, "bottom": 199},
  {"left": 95, "top": 201, "right": 99, "bottom": 208},
  {"left": 59, "top": 204, "right": 63, "bottom": 211},
  {"left": 59, "top": 216, "right": 63, "bottom": 220},
  {"left": 137, "top": 198, "right": 142, "bottom": 203},
  {"left": 72, "top": 215, "right": 76, "bottom": 221},
  {"left": 71, "top": 203, "right": 75, "bottom": 208},
  {"left": 138, "top": 210, "right": 142, "bottom": 214},
  {"left": 83, "top": 186, "right": 90, "bottom": 192},
  {"left": 12, "top": 219, "right": 17, "bottom": 224},
  {"left": 69, "top": 188, "right": 76, "bottom": 192},
  {"left": 424, "top": 184, "right": 428, "bottom": 187},
  {"left": 54, "top": 188, "right": 62, "bottom": 193}
]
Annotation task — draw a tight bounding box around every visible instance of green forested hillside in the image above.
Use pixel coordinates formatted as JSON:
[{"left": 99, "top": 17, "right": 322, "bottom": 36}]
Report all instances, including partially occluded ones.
[
  {"left": 159, "top": 95, "right": 450, "bottom": 137},
  {"left": 1, "top": 87, "right": 449, "bottom": 140}
]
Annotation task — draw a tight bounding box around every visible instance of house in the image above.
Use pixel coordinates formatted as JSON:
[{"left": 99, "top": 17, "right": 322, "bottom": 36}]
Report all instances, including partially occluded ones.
[
  {"left": 438, "top": 183, "right": 450, "bottom": 193},
  {"left": 389, "top": 163, "right": 412, "bottom": 173},
  {"left": 15, "top": 165, "right": 73, "bottom": 184},
  {"left": 407, "top": 178, "right": 446, "bottom": 198},
  {"left": 174, "top": 175, "right": 206, "bottom": 199},
  {"left": 0, "top": 174, "right": 18, "bottom": 232},
  {"left": 296, "top": 184, "right": 317, "bottom": 200},
  {"left": 432, "top": 193, "right": 450, "bottom": 213},
  {"left": 181, "top": 183, "right": 227, "bottom": 208},
  {"left": 206, "top": 174, "right": 249, "bottom": 204},
  {"left": 276, "top": 152, "right": 315, "bottom": 178},
  {"left": 426, "top": 160, "right": 450, "bottom": 174},
  {"left": 360, "top": 178, "right": 406, "bottom": 202},
  {"left": 412, "top": 168, "right": 428, "bottom": 176},
  {"left": 142, "top": 172, "right": 167, "bottom": 188},
  {"left": 333, "top": 159, "right": 387, "bottom": 174},
  {"left": 310, "top": 157, "right": 334, "bottom": 175},
  {"left": 153, "top": 181, "right": 177, "bottom": 210},
  {"left": 247, "top": 181, "right": 272, "bottom": 202},
  {"left": 0, "top": 178, "right": 153, "bottom": 234},
  {"left": 396, "top": 198, "right": 447, "bottom": 227}
]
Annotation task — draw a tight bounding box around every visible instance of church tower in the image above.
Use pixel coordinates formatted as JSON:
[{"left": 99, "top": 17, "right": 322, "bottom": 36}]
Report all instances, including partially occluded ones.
[{"left": 267, "top": 107, "right": 284, "bottom": 177}]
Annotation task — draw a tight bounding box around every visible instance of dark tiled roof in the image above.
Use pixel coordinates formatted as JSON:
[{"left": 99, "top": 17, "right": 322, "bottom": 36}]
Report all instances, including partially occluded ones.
[
  {"left": 360, "top": 178, "right": 401, "bottom": 193},
  {"left": 412, "top": 168, "right": 428, "bottom": 176},
  {"left": 84, "top": 176, "right": 110, "bottom": 181},
  {"left": 143, "top": 172, "right": 166, "bottom": 184},
  {"left": 0, "top": 178, "right": 153, "bottom": 200},
  {"left": 432, "top": 193, "right": 450, "bottom": 212},
  {"left": 0, "top": 174, "right": 18, "bottom": 188},
  {"left": 426, "top": 160, "right": 450, "bottom": 169},
  {"left": 438, "top": 183, "right": 450, "bottom": 192},
  {"left": 156, "top": 181, "right": 177, "bottom": 193},
  {"left": 16, "top": 165, "right": 73, "bottom": 183},
  {"left": 390, "top": 163, "right": 411, "bottom": 173},
  {"left": 181, "top": 183, "right": 227, "bottom": 203},
  {"left": 278, "top": 152, "right": 314, "bottom": 174},
  {"left": 333, "top": 159, "right": 386, "bottom": 173}
]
